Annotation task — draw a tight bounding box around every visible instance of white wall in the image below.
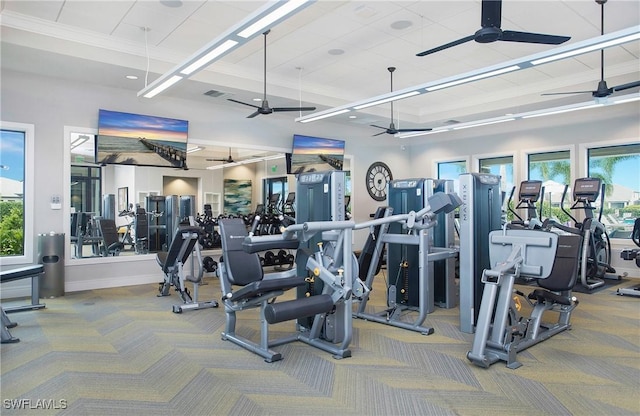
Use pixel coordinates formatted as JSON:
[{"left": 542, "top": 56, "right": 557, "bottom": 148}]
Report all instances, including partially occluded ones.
[
  {"left": 1, "top": 68, "right": 638, "bottom": 296},
  {"left": 0, "top": 69, "right": 403, "bottom": 295}
]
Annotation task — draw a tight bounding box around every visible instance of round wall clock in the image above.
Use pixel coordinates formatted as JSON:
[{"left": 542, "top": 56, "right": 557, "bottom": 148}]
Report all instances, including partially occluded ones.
[{"left": 366, "top": 161, "right": 393, "bottom": 201}]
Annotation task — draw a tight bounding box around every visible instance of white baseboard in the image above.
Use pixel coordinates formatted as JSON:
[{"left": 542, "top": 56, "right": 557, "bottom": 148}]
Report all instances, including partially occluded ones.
[{"left": 1, "top": 274, "right": 161, "bottom": 300}]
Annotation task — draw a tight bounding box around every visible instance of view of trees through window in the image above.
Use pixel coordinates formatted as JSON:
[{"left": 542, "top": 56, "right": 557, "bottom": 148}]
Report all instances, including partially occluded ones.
[
  {"left": 588, "top": 144, "right": 640, "bottom": 239},
  {"left": 0, "top": 129, "right": 26, "bottom": 256},
  {"left": 528, "top": 147, "right": 639, "bottom": 239}
]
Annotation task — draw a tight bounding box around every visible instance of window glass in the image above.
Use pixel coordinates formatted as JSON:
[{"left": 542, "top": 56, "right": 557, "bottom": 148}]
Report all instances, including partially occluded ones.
[
  {"left": 588, "top": 143, "right": 640, "bottom": 239},
  {"left": 528, "top": 150, "right": 571, "bottom": 222},
  {"left": 0, "top": 129, "right": 26, "bottom": 256},
  {"left": 437, "top": 160, "right": 467, "bottom": 180},
  {"left": 479, "top": 155, "right": 514, "bottom": 194}
]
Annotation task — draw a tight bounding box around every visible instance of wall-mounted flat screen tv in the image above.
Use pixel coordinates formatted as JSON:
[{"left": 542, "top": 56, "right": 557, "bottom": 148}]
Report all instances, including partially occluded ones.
[
  {"left": 96, "top": 109, "right": 188, "bottom": 168},
  {"left": 290, "top": 134, "right": 345, "bottom": 174}
]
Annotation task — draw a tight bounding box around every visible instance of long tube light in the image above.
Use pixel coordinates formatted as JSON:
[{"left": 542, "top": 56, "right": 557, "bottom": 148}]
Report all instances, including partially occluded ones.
[
  {"left": 296, "top": 25, "right": 640, "bottom": 124},
  {"left": 138, "top": 0, "right": 314, "bottom": 99},
  {"left": 396, "top": 92, "right": 639, "bottom": 138}
]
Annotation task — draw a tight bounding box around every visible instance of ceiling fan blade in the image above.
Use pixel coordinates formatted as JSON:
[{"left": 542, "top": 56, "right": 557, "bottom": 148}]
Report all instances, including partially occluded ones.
[
  {"left": 500, "top": 30, "right": 570, "bottom": 45},
  {"left": 372, "top": 131, "right": 387, "bottom": 137},
  {"left": 228, "top": 98, "right": 260, "bottom": 109},
  {"left": 370, "top": 125, "right": 388, "bottom": 130},
  {"left": 272, "top": 106, "right": 316, "bottom": 112},
  {"left": 247, "top": 110, "right": 261, "bottom": 118},
  {"left": 613, "top": 80, "right": 640, "bottom": 92},
  {"left": 396, "top": 128, "right": 433, "bottom": 132},
  {"left": 416, "top": 35, "right": 475, "bottom": 57},
  {"left": 481, "top": 0, "right": 502, "bottom": 28},
  {"left": 541, "top": 90, "right": 594, "bottom": 96}
]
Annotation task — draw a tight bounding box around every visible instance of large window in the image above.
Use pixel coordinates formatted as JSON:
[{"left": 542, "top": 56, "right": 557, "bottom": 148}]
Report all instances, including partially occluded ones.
[
  {"left": 587, "top": 143, "right": 640, "bottom": 239},
  {"left": 528, "top": 150, "right": 571, "bottom": 222},
  {"left": 0, "top": 122, "right": 34, "bottom": 264},
  {"left": 479, "top": 155, "right": 514, "bottom": 195},
  {"left": 437, "top": 160, "right": 467, "bottom": 180}
]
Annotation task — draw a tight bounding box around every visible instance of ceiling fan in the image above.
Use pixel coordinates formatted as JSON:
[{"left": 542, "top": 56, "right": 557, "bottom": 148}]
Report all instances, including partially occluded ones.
[
  {"left": 542, "top": 0, "right": 640, "bottom": 99},
  {"left": 206, "top": 148, "right": 234, "bottom": 163},
  {"left": 416, "top": 0, "right": 571, "bottom": 57},
  {"left": 228, "top": 30, "right": 316, "bottom": 118},
  {"left": 370, "top": 67, "right": 433, "bottom": 136}
]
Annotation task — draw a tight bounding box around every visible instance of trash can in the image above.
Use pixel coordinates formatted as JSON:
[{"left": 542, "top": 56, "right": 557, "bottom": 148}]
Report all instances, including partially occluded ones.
[{"left": 38, "top": 232, "right": 65, "bottom": 298}]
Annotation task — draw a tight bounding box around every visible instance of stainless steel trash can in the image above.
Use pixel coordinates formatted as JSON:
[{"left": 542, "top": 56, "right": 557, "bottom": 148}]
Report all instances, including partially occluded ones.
[{"left": 38, "top": 232, "right": 65, "bottom": 298}]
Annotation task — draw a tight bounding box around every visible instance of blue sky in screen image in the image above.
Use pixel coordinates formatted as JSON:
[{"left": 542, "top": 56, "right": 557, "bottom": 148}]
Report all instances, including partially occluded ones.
[
  {"left": 98, "top": 109, "right": 188, "bottom": 142},
  {"left": 0, "top": 130, "right": 25, "bottom": 181},
  {"left": 293, "top": 135, "right": 344, "bottom": 155}
]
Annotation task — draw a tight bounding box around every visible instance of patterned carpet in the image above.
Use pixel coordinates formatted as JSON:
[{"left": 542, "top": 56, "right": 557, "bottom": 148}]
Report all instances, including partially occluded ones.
[{"left": 1, "top": 273, "right": 639, "bottom": 416}]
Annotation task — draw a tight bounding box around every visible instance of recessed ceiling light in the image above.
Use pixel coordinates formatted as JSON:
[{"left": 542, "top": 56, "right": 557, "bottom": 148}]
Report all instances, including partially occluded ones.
[
  {"left": 328, "top": 49, "right": 345, "bottom": 56},
  {"left": 253, "top": 98, "right": 262, "bottom": 102},
  {"left": 125, "top": 75, "right": 138, "bottom": 80},
  {"left": 349, "top": 115, "right": 357, "bottom": 119},
  {"left": 390, "top": 20, "right": 412, "bottom": 30}
]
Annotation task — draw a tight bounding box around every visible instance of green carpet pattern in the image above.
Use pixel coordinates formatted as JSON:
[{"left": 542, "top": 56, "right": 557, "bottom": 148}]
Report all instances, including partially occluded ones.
[{"left": 1, "top": 275, "right": 639, "bottom": 415}]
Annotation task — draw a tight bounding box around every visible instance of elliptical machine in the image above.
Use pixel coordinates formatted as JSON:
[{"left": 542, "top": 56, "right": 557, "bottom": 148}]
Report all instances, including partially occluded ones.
[
  {"left": 560, "top": 177, "right": 616, "bottom": 290},
  {"left": 507, "top": 180, "right": 545, "bottom": 230}
]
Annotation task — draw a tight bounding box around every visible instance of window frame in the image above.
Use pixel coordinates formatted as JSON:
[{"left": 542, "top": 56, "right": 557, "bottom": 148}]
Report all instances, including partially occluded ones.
[
  {"left": 0, "top": 121, "right": 35, "bottom": 265},
  {"left": 580, "top": 138, "right": 639, "bottom": 242},
  {"left": 473, "top": 150, "right": 517, "bottom": 190},
  {"left": 434, "top": 156, "right": 470, "bottom": 180}
]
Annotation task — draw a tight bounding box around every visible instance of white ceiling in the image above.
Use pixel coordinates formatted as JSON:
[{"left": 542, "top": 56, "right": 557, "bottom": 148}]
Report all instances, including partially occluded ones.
[{"left": 1, "top": 0, "right": 639, "bottom": 163}]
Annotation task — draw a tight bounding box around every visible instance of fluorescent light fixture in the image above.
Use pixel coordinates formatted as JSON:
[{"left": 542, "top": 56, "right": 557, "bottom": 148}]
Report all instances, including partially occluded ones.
[
  {"left": 70, "top": 134, "right": 90, "bottom": 149},
  {"left": 397, "top": 93, "right": 638, "bottom": 139},
  {"left": 180, "top": 40, "right": 238, "bottom": 75},
  {"left": 611, "top": 93, "right": 640, "bottom": 104},
  {"left": 452, "top": 117, "right": 515, "bottom": 130},
  {"left": 353, "top": 91, "right": 420, "bottom": 110},
  {"left": 186, "top": 146, "right": 204, "bottom": 153},
  {"left": 142, "top": 75, "right": 183, "bottom": 98},
  {"left": 532, "top": 31, "right": 640, "bottom": 66},
  {"left": 426, "top": 66, "right": 521, "bottom": 92},
  {"left": 138, "top": 0, "right": 314, "bottom": 99},
  {"left": 522, "top": 103, "right": 603, "bottom": 119},
  {"left": 299, "top": 109, "right": 350, "bottom": 123},
  {"left": 237, "top": 0, "right": 310, "bottom": 38},
  {"left": 296, "top": 26, "right": 640, "bottom": 124}
]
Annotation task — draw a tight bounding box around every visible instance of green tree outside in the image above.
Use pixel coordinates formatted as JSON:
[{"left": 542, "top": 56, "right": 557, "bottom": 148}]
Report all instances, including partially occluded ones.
[{"left": 0, "top": 201, "right": 25, "bottom": 256}]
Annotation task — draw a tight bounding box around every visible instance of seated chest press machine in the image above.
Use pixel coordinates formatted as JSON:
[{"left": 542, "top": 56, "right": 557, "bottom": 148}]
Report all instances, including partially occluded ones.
[
  {"left": 217, "top": 217, "right": 364, "bottom": 362},
  {"left": 467, "top": 228, "right": 582, "bottom": 369},
  {"left": 156, "top": 223, "right": 218, "bottom": 313}
]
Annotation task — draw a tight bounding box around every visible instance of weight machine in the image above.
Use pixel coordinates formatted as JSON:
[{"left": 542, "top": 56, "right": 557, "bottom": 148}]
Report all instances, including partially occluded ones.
[
  {"left": 458, "top": 173, "right": 503, "bottom": 333},
  {"left": 467, "top": 228, "right": 582, "bottom": 369},
  {"left": 157, "top": 221, "right": 218, "bottom": 313},
  {"left": 217, "top": 217, "right": 359, "bottom": 362},
  {"left": 354, "top": 191, "right": 462, "bottom": 334}
]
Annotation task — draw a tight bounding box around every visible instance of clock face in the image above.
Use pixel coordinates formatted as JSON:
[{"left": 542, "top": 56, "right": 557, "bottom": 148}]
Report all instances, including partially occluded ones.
[{"left": 366, "top": 162, "right": 392, "bottom": 201}]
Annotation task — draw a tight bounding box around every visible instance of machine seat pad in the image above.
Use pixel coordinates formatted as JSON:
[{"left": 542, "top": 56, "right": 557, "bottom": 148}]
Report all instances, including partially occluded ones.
[
  {"left": 229, "top": 277, "right": 306, "bottom": 303},
  {"left": 528, "top": 288, "right": 572, "bottom": 306},
  {"left": 1, "top": 265, "right": 44, "bottom": 283}
]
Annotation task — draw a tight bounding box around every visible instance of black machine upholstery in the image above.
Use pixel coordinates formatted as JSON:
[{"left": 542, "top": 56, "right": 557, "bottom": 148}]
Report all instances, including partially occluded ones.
[
  {"left": 357, "top": 206, "right": 388, "bottom": 280},
  {"left": 219, "top": 218, "right": 304, "bottom": 292},
  {"left": 157, "top": 225, "right": 202, "bottom": 275},
  {"left": 529, "top": 234, "right": 582, "bottom": 305},
  {"left": 97, "top": 218, "right": 124, "bottom": 256}
]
